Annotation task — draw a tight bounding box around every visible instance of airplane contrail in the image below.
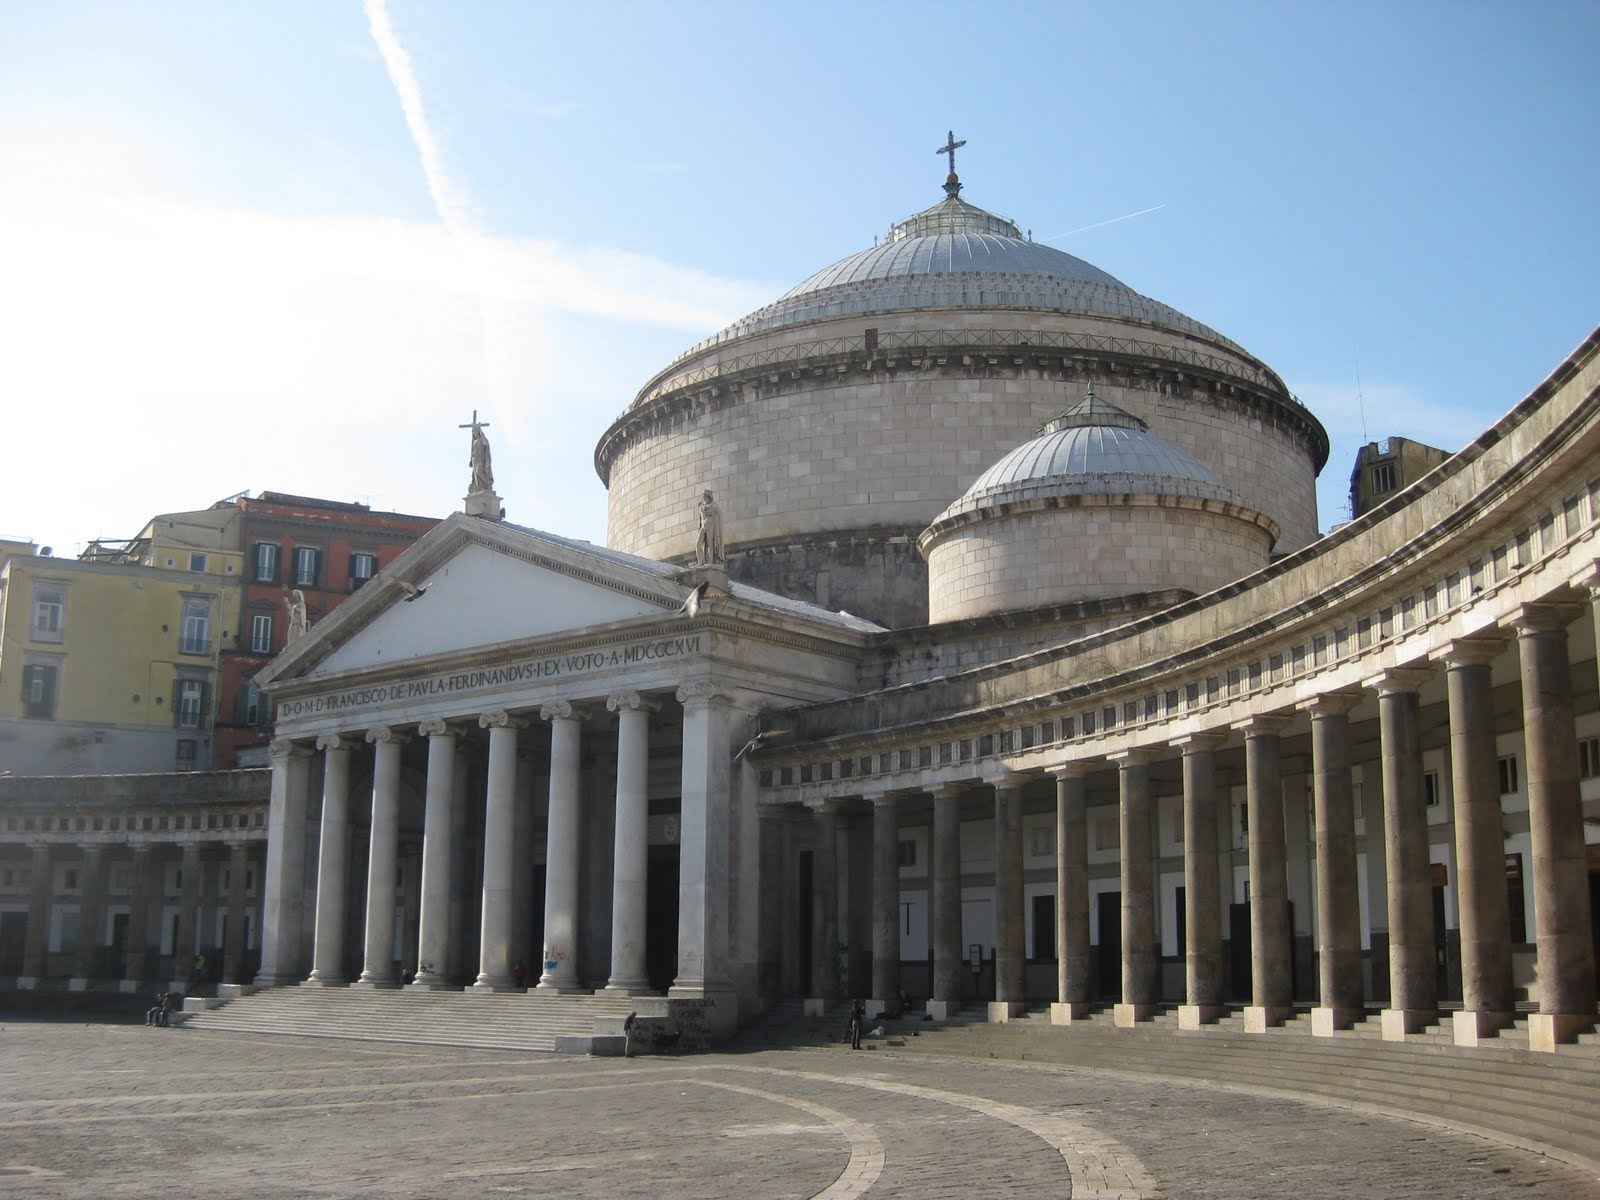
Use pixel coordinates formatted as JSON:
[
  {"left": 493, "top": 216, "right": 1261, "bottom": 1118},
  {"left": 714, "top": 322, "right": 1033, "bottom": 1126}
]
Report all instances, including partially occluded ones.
[
  {"left": 364, "top": 0, "right": 472, "bottom": 237},
  {"left": 1045, "top": 204, "right": 1166, "bottom": 242}
]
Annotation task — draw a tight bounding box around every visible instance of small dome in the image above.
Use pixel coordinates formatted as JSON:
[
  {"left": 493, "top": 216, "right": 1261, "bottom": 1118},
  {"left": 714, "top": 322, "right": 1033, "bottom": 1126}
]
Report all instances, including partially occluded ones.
[{"left": 937, "top": 394, "right": 1250, "bottom": 524}]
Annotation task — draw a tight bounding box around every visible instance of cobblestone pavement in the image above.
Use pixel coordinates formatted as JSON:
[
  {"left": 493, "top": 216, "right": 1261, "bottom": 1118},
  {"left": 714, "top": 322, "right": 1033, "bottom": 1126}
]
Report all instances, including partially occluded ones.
[{"left": 0, "top": 1022, "right": 1595, "bottom": 1199}]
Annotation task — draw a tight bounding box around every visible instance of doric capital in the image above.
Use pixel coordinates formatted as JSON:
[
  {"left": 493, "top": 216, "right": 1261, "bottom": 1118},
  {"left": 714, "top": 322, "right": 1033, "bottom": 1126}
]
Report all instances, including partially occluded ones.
[
  {"left": 417, "top": 718, "right": 457, "bottom": 738},
  {"left": 1438, "top": 635, "right": 1506, "bottom": 668},
  {"left": 1297, "top": 691, "right": 1363, "bottom": 718},
  {"left": 1107, "top": 747, "right": 1161, "bottom": 767},
  {"left": 676, "top": 681, "right": 719, "bottom": 707},
  {"left": 1171, "top": 732, "right": 1228, "bottom": 754},
  {"left": 981, "top": 764, "right": 1034, "bottom": 790},
  {"left": 269, "top": 738, "right": 312, "bottom": 760},
  {"left": 478, "top": 709, "right": 527, "bottom": 730},
  {"left": 366, "top": 725, "right": 408, "bottom": 745},
  {"left": 1364, "top": 666, "right": 1434, "bottom": 696},
  {"left": 1048, "top": 760, "right": 1100, "bottom": 780},
  {"left": 1231, "top": 712, "right": 1294, "bottom": 736},
  {"left": 928, "top": 781, "right": 974, "bottom": 800},
  {"left": 1513, "top": 600, "right": 1585, "bottom": 636},
  {"left": 607, "top": 690, "right": 661, "bottom": 714},
  {"left": 315, "top": 733, "right": 350, "bottom": 753},
  {"left": 539, "top": 700, "right": 587, "bottom": 723}
]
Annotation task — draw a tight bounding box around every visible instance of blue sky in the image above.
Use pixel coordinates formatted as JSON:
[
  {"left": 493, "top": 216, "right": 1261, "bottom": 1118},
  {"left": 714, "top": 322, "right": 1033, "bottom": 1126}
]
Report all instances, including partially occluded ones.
[{"left": 1, "top": 1, "right": 1595, "bottom": 557}]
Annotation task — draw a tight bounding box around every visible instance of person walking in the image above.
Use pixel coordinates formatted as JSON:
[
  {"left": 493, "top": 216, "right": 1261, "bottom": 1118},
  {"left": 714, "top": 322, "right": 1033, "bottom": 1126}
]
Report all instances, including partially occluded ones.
[{"left": 847, "top": 999, "right": 865, "bottom": 1050}]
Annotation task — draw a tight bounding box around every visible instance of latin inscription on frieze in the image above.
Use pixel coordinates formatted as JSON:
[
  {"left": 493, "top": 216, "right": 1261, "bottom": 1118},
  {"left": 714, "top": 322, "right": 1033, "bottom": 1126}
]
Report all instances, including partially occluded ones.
[{"left": 277, "top": 633, "right": 703, "bottom": 719}]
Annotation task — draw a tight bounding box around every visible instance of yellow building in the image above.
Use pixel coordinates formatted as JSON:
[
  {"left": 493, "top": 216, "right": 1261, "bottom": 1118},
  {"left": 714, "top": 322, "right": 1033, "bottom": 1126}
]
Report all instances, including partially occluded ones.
[{"left": 1, "top": 514, "right": 243, "bottom": 774}]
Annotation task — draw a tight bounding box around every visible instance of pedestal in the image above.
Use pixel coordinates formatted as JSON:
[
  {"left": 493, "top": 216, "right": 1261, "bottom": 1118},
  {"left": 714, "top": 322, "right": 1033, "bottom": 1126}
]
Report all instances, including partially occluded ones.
[
  {"left": 1312, "top": 1006, "right": 1362, "bottom": 1037},
  {"left": 1113, "top": 1002, "right": 1156, "bottom": 1027},
  {"left": 1244, "top": 1005, "right": 1291, "bottom": 1032},
  {"left": 1380, "top": 1007, "right": 1435, "bottom": 1041},
  {"left": 927, "top": 999, "right": 961, "bottom": 1020},
  {"left": 987, "top": 1000, "right": 1026, "bottom": 1022},
  {"left": 1529, "top": 1012, "right": 1596, "bottom": 1052},
  {"left": 1452, "top": 1009, "right": 1513, "bottom": 1047},
  {"left": 1051, "top": 1000, "right": 1094, "bottom": 1024},
  {"left": 1178, "top": 1004, "right": 1224, "bottom": 1030}
]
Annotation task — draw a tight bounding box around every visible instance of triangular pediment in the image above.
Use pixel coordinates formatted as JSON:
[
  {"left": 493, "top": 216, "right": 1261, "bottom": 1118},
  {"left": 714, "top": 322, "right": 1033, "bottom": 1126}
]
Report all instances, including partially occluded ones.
[{"left": 262, "top": 515, "right": 683, "bottom": 682}]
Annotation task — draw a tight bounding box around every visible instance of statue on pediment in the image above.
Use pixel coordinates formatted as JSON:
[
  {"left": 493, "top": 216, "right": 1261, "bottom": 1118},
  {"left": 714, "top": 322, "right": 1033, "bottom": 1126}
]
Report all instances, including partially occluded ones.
[{"left": 695, "top": 490, "right": 724, "bottom": 567}]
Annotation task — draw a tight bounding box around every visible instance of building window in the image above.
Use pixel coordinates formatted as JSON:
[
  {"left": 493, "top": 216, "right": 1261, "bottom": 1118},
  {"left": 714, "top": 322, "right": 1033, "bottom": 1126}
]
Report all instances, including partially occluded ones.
[
  {"left": 1423, "top": 769, "right": 1442, "bottom": 808},
  {"left": 31, "top": 585, "right": 65, "bottom": 642},
  {"left": 897, "top": 840, "right": 916, "bottom": 868},
  {"left": 293, "top": 546, "right": 321, "bottom": 587},
  {"left": 189, "top": 552, "right": 207, "bottom": 573},
  {"left": 1371, "top": 462, "right": 1396, "bottom": 495},
  {"left": 253, "top": 542, "right": 280, "bottom": 583},
  {"left": 349, "top": 552, "right": 377, "bottom": 590},
  {"left": 241, "top": 682, "right": 267, "bottom": 727},
  {"left": 1579, "top": 737, "right": 1600, "bottom": 780},
  {"left": 176, "top": 740, "right": 197, "bottom": 770},
  {"left": 1497, "top": 755, "right": 1519, "bottom": 796},
  {"left": 250, "top": 613, "right": 273, "bottom": 654},
  {"left": 21, "top": 663, "right": 58, "bottom": 718},
  {"left": 180, "top": 599, "right": 211, "bottom": 654},
  {"left": 175, "top": 678, "right": 207, "bottom": 729}
]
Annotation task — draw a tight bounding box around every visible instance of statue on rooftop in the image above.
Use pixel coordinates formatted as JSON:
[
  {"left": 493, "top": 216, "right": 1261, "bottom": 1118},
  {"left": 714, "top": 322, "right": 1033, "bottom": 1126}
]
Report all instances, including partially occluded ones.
[
  {"left": 286, "top": 589, "right": 309, "bottom": 643},
  {"left": 695, "top": 490, "right": 724, "bottom": 567},
  {"left": 469, "top": 418, "right": 494, "bottom": 494}
]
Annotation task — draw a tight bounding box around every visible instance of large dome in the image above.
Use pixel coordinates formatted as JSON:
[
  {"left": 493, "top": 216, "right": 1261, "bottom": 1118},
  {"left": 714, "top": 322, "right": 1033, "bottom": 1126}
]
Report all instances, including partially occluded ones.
[{"left": 663, "top": 194, "right": 1252, "bottom": 368}]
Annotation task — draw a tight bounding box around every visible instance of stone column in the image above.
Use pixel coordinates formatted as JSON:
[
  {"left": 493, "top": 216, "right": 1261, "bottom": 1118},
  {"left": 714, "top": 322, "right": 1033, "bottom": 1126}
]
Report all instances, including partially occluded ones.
[
  {"left": 537, "top": 702, "right": 586, "bottom": 992},
  {"left": 1516, "top": 604, "right": 1597, "bottom": 1050},
  {"left": 124, "top": 844, "right": 153, "bottom": 989},
  {"left": 305, "top": 734, "right": 353, "bottom": 986},
  {"left": 1111, "top": 753, "right": 1158, "bottom": 1026},
  {"left": 354, "top": 725, "right": 406, "bottom": 988},
  {"left": 604, "top": 692, "right": 656, "bottom": 994},
  {"left": 255, "top": 738, "right": 314, "bottom": 987},
  {"left": 20, "top": 842, "right": 51, "bottom": 986},
  {"left": 1240, "top": 716, "right": 1293, "bottom": 1031},
  {"left": 474, "top": 711, "right": 524, "bottom": 991},
  {"left": 929, "top": 785, "right": 965, "bottom": 1019},
  {"left": 990, "top": 772, "right": 1028, "bottom": 1021},
  {"left": 72, "top": 845, "right": 106, "bottom": 987},
  {"left": 1303, "top": 694, "right": 1364, "bottom": 1035},
  {"left": 868, "top": 790, "right": 901, "bottom": 1018},
  {"left": 672, "top": 683, "right": 735, "bottom": 1030},
  {"left": 412, "top": 719, "right": 459, "bottom": 989},
  {"left": 1375, "top": 668, "right": 1437, "bottom": 1039},
  {"left": 1442, "top": 638, "right": 1516, "bottom": 1044},
  {"left": 807, "top": 800, "right": 842, "bottom": 1014},
  {"left": 223, "top": 840, "right": 249, "bottom": 985},
  {"left": 174, "top": 841, "right": 202, "bottom": 989},
  {"left": 1175, "top": 736, "right": 1227, "bottom": 1029},
  {"left": 1048, "top": 765, "right": 1094, "bottom": 1024}
]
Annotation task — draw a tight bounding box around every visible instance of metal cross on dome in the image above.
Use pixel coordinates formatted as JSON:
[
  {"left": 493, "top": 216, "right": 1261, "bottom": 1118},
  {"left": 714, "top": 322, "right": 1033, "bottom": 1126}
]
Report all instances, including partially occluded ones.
[{"left": 937, "top": 130, "right": 966, "bottom": 197}]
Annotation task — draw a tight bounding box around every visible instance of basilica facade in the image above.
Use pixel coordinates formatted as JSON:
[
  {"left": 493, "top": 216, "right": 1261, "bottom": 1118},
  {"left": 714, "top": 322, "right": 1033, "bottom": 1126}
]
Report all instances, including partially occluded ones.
[{"left": 11, "top": 167, "right": 1593, "bottom": 1057}]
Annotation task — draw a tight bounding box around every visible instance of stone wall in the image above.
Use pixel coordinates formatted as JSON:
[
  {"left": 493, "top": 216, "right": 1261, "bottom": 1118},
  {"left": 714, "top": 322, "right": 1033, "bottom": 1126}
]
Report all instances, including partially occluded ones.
[{"left": 925, "top": 501, "right": 1274, "bottom": 624}]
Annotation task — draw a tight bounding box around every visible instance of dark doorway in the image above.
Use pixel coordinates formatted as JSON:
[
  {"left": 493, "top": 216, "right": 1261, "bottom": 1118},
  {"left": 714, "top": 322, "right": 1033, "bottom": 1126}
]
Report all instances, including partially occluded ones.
[
  {"left": 109, "top": 911, "right": 130, "bottom": 979},
  {"left": 797, "top": 850, "right": 814, "bottom": 996},
  {"left": 1590, "top": 868, "right": 1600, "bottom": 993},
  {"left": 1229, "top": 902, "right": 1251, "bottom": 1000},
  {"left": 645, "top": 846, "right": 680, "bottom": 993},
  {"left": 0, "top": 911, "right": 25, "bottom": 974},
  {"left": 1431, "top": 867, "right": 1451, "bottom": 1001},
  {"left": 1032, "top": 893, "right": 1055, "bottom": 960},
  {"left": 1097, "top": 891, "right": 1121, "bottom": 1001}
]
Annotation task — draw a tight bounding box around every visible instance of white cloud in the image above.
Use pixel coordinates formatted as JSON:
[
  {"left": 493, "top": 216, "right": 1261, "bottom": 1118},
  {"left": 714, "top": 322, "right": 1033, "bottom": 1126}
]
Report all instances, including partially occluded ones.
[{"left": 0, "top": 119, "right": 769, "bottom": 554}]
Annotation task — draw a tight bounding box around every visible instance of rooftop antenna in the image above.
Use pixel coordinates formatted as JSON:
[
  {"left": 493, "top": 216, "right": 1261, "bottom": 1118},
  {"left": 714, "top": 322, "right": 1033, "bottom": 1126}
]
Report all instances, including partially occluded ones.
[{"left": 1355, "top": 355, "right": 1369, "bottom": 443}]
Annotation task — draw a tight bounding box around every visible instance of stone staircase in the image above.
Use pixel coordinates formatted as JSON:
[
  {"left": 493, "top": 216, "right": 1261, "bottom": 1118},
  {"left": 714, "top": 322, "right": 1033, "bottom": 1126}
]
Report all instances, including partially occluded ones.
[
  {"left": 180, "top": 986, "right": 643, "bottom": 1053},
  {"left": 753, "top": 1000, "right": 1600, "bottom": 1173}
]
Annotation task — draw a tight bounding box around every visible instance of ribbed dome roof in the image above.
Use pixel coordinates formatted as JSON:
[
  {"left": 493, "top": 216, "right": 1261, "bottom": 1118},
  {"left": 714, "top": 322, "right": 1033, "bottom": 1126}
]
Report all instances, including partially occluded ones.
[
  {"left": 663, "top": 194, "right": 1246, "bottom": 363},
  {"left": 932, "top": 393, "right": 1257, "bottom": 525}
]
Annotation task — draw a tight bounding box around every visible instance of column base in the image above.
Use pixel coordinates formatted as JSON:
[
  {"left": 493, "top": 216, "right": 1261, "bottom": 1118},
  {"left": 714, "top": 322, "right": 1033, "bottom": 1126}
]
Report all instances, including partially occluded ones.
[
  {"left": 470, "top": 977, "right": 518, "bottom": 993},
  {"left": 254, "top": 972, "right": 304, "bottom": 989},
  {"left": 350, "top": 977, "right": 400, "bottom": 990},
  {"left": 407, "top": 977, "right": 458, "bottom": 992},
  {"left": 867, "top": 997, "right": 897, "bottom": 1022},
  {"left": 1528, "top": 1012, "right": 1597, "bottom": 1052},
  {"left": 300, "top": 975, "right": 347, "bottom": 988},
  {"left": 803, "top": 997, "right": 833, "bottom": 1017},
  {"left": 1050, "top": 1001, "right": 1093, "bottom": 1025},
  {"left": 67, "top": 977, "right": 89, "bottom": 992},
  {"left": 1244, "top": 1005, "right": 1292, "bottom": 1032},
  {"left": 117, "top": 980, "right": 139, "bottom": 994},
  {"left": 987, "top": 1000, "right": 1027, "bottom": 1022},
  {"left": 1113, "top": 1002, "right": 1157, "bottom": 1027},
  {"left": 535, "top": 979, "right": 588, "bottom": 994},
  {"left": 1311, "top": 1006, "right": 1363, "bottom": 1037},
  {"left": 1380, "top": 1007, "right": 1436, "bottom": 1041},
  {"left": 15, "top": 977, "right": 38, "bottom": 990},
  {"left": 926, "top": 999, "right": 961, "bottom": 1021},
  {"left": 216, "top": 983, "right": 256, "bottom": 999},
  {"left": 601, "top": 981, "right": 653, "bottom": 997},
  {"left": 1178, "top": 1004, "right": 1225, "bottom": 1030},
  {"left": 1452, "top": 1009, "right": 1514, "bottom": 1047}
]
